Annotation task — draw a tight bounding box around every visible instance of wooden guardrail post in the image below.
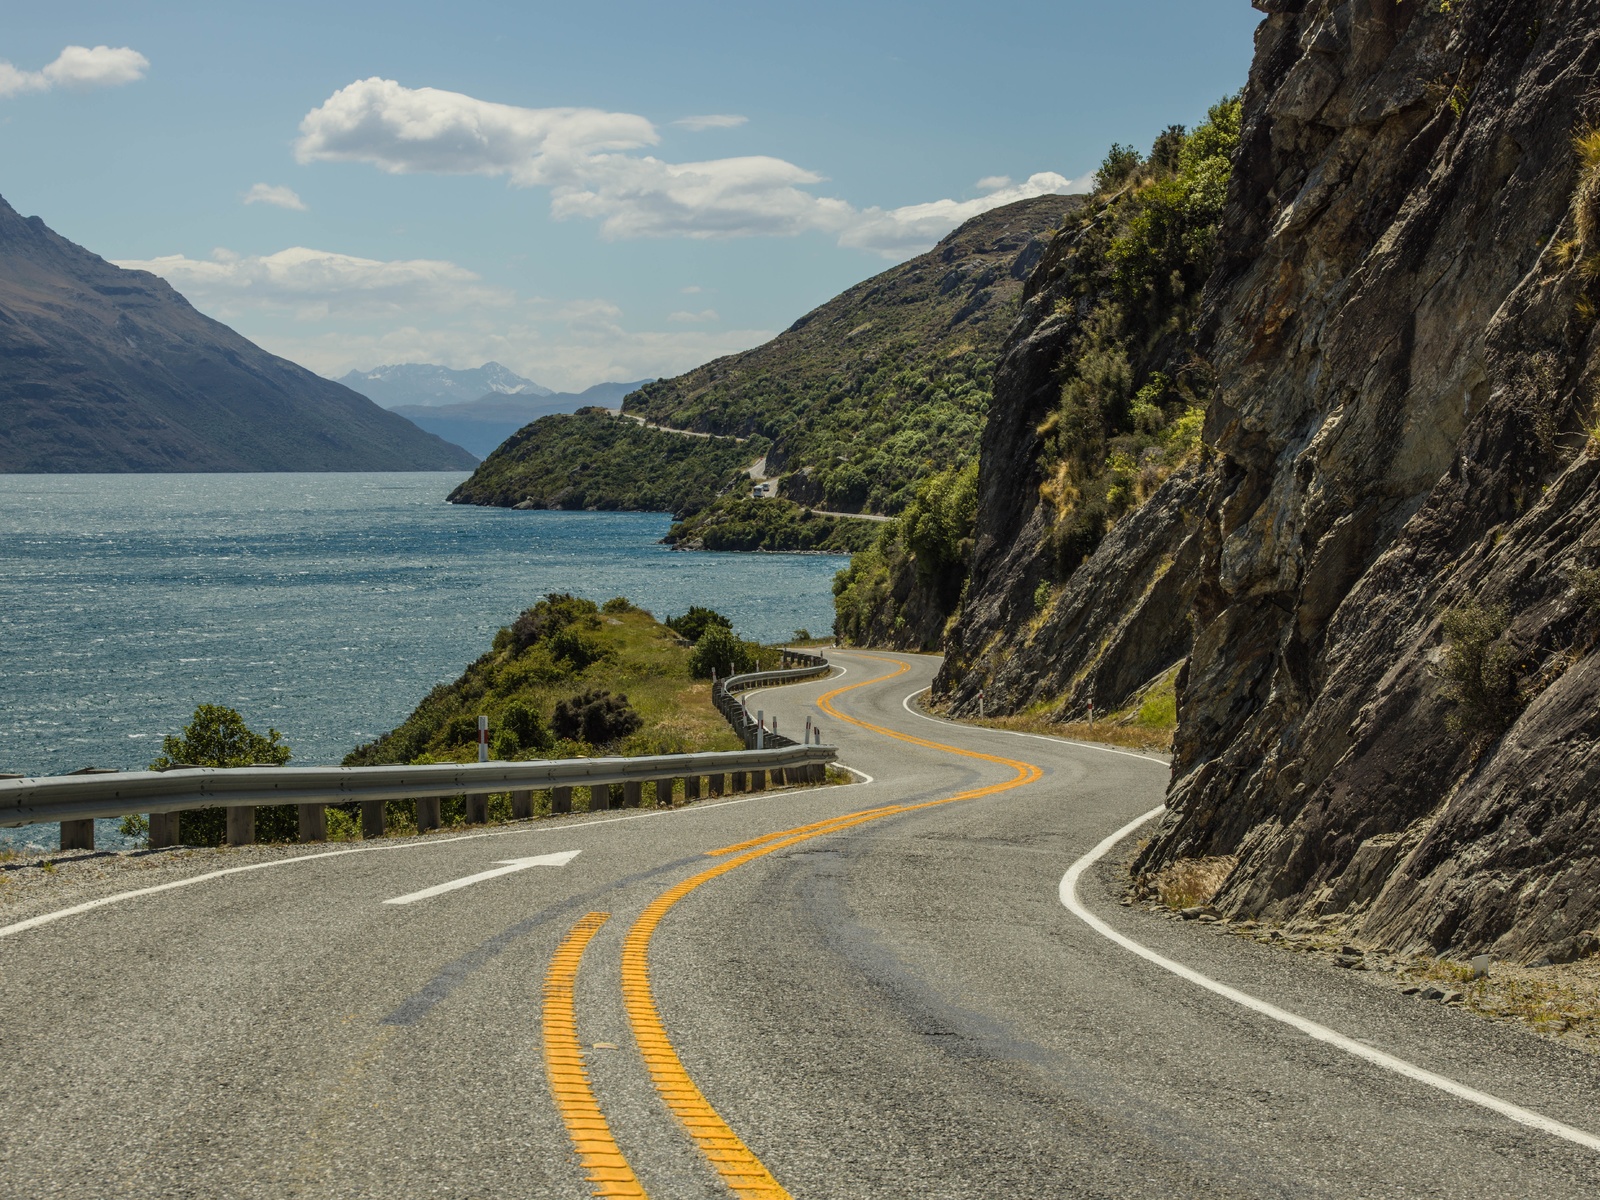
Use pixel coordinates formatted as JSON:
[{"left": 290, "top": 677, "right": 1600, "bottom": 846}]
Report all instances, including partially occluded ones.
[
  {"left": 684, "top": 775, "right": 701, "bottom": 801},
  {"left": 149, "top": 811, "right": 180, "bottom": 848},
  {"left": 552, "top": 785, "right": 572, "bottom": 814},
  {"left": 226, "top": 806, "right": 256, "bottom": 845},
  {"left": 361, "top": 801, "right": 385, "bottom": 839},
  {"left": 590, "top": 785, "right": 610, "bottom": 812},
  {"left": 623, "top": 780, "right": 642, "bottom": 808},
  {"left": 417, "top": 797, "right": 441, "bottom": 831},
  {"left": 751, "top": 769, "right": 767, "bottom": 792},
  {"left": 466, "top": 793, "right": 489, "bottom": 824},
  {"left": 297, "top": 804, "right": 326, "bottom": 842},
  {"left": 59, "top": 819, "right": 94, "bottom": 851},
  {"left": 512, "top": 789, "right": 533, "bottom": 819},
  {"left": 708, "top": 773, "right": 724, "bottom": 797}
]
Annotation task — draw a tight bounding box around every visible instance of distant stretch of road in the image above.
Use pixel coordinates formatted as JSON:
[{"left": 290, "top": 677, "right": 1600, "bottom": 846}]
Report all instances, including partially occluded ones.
[{"left": 4, "top": 651, "right": 1598, "bottom": 1198}]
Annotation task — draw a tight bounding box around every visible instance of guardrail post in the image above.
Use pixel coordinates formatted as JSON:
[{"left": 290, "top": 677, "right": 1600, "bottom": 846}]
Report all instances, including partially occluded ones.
[
  {"left": 361, "top": 801, "right": 385, "bottom": 839},
  {"left": 708, "top": 773, "right": 724, "bottom": 797},
  {"left": 731, "top": 770, "right": 747, "bottom": 793},
  {"left": 59, "top": 819, "right": 94, "bottom": 851},
  {"left": 623, "top": 780, "right": 642, "bottom": 808},
  {"left": 591, "top": 785, "right": 610, "bottom": 812},
  {"left": 226, "top": 806, "right": 256, "bottom": 846},
  {"left": 751, "top": 768, "right": 766, "bottom": 792},
  {"left": 149, "top": 811, "right": 180, "bottom": 848},
  {"left": 297, "top": 804, "right": 326, "bottom": 842},
  {"left": 512, "top": 789, "right": 533, "bottom": 820},
  {"left": 684, "top": 775, "right": 701, "bottom": 801},
  {"left": 553, "top": 785, "right": 572, "bottom": 814},
  {"left": 417, "top": 797, "right": 441, "bottom": 831},
  {"left": 466, "top": 792, "right": 489, "bottom": 824}
]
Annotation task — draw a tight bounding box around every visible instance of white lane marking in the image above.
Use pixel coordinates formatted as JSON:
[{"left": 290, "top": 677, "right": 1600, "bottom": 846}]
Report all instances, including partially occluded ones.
[
  {"left": 835, "top": 764, "right": 875, "bottom": 784},
  {"left": 1060, "top": 807, "right": 1600, "bottom": 1153},
  {"left": 0, "top": 786, "right": 848, "bottom": 941},
  {"left": 383, "top": 849, "right": 580, "bottom": 905},
  {"left": 900, "top": 686, "right": 1166, "bottom": 764}
]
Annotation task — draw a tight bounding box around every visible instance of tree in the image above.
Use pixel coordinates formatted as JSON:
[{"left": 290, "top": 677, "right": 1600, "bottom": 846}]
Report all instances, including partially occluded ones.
[
  {"left": 666, "top": 605, "right": 733, "bottom": 643},
  {"left": 1095, "top": 143, "right": 1144, "bottom": 192},
  {"left": 149, "top": 704, "right": 291, "bottom": 770},
  {"left": 688, "top": 623, "right": 758, "bottom": 679}
]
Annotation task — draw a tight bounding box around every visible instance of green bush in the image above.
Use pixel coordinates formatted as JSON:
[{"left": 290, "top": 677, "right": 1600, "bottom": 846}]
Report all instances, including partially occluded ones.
[
  {"left": 666, "top": 606, "right": 733, "bottom": 642},
  {"left": 1438, "top": 603, "right": 1524, "bottom": 744},
  {"left": 551, "top": 688, "right": 642, "bottom": 746},
  {"left": 688, "top": 623, "right": 760, "bottom": 679},
  {"left": 149, "top": 704, "right": 293, "bottom": 845}
]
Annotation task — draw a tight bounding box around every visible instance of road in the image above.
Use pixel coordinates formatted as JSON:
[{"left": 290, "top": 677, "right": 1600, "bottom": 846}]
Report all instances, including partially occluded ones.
[{"left": 3, "top": 650, "right": 1599, "bottom": 1198}]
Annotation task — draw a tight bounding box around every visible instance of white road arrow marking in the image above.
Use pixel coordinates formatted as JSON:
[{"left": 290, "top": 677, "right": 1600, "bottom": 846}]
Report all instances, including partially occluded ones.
[{"left": 383, "top": 850, "right": 581, "bottom": 906}]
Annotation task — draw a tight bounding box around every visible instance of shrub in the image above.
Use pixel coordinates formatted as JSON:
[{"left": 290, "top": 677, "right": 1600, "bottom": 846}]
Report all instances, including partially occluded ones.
[
  {"left": 509, "top": 594, "right": 599, "bottom": 653},
  {"left": 149, "top": 704, "right": 293, "bottom": 845},
  {"left": 1438, "top": 603, "right": 1524, "bottom": 744},
  {"left": 500, "top": 700, "right": 549, "bottom": 753},
  {"left": 688, "top": 623, "right": 759, "bottom": 679},
  {"left": 666, "top": 606, "right": 733, "bottom": 643},
  {"left": 552, "top": 689, "right": 643, "bottom": 746},
  {"left": 1095, "top": 143, "right": 1143, "bottom": 192}
]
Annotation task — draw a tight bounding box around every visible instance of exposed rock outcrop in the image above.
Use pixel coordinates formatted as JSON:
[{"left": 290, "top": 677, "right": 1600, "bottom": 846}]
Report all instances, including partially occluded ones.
[{"left": 1133, "top": 0, "right": 1600, "bottom": 962}]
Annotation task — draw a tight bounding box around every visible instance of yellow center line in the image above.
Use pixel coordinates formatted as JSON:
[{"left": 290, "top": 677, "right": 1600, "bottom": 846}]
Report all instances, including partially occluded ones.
[
  {"left": 543, "top": 912, "right": 649, "bottom": 1199},
  {"left": 620, "top": 654, "right": 1044, "bottom": 1197}
]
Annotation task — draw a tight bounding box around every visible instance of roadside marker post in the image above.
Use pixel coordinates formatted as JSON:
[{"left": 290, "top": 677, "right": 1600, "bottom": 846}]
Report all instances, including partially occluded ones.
[{"left": 467, "top": 715, "right": 490, "bottom": 823}]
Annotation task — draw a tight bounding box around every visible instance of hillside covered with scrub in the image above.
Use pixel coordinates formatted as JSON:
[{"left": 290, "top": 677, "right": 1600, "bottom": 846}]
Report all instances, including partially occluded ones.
[{"left": 446, "top": 195, "right": 1083, "bottom": 546}]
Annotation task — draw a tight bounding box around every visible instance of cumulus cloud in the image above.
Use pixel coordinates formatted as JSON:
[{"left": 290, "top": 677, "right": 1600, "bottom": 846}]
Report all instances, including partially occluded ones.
[
  {"left": 673, "top": 114, "right": 748, "bottom": 131},
  {"left": 295, "top": 78, "right": 1084, "bottom": 258},
  {"left": 115, "top": 246, "right": 511, "bottom": 321},
  {"left": 0, "top": 45, "right": 149, "bottom": 98},
  {"left": 243, "top": 183, "right": 308, "bottom": 211},
  {"left": 668, "top": 308, "right": 719, "bottom": 323}
]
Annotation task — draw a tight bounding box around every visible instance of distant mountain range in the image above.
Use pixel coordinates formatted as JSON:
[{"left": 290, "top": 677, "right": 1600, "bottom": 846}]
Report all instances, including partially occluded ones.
[
  {"left": 0, "top": 194, "right": 475, "bottom": 473},
  {"left": 386, "top": 380, "right": 653, "bottom": 458},
  {"left": 338, "top": 362, "right": 553, "bottom": 408}
]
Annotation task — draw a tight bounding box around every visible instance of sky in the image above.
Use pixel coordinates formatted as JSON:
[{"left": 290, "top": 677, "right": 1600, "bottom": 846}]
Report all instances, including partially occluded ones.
[{"left": 1, "top": 2, "right": 1262, "bottom": 392}]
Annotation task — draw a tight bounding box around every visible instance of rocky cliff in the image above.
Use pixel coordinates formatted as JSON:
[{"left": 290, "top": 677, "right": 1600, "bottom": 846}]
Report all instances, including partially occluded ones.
[
  {"left": 0, "top": 195, "right": 475, "bottom": 472},
  {"left": 1129, "top": 0, "right": 1600, "bottom": 963}
]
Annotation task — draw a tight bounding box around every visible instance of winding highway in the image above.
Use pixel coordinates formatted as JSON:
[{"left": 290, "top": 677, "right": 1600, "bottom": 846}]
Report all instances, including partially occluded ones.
[{"left": 4, "top": 651, "right": 1599, "bottom": 1198}]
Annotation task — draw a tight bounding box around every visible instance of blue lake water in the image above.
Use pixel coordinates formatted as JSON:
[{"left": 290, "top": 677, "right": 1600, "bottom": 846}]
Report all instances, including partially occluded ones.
[{"left": 0, "top": 473, "right": 849, "bottom": 851}]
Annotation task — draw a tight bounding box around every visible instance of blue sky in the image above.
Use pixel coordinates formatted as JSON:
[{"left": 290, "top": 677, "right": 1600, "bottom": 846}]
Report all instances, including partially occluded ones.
[{"left": 2, "top": 1, "right": 1260, "bottom": 390}]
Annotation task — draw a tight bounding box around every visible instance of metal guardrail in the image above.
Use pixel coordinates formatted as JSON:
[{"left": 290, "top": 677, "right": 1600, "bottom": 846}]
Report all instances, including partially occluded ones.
[
  {"left": 714, "top": 647, "right": 833, "bottom": 749},
  {"left": 0, "top": 743, "right": 836, "bottom": 829},
  {"left": 0, "top": 646, "right": 840, "bottom": 852}
]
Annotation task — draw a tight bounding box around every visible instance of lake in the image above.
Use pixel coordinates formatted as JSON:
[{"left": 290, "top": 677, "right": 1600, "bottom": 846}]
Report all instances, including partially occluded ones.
[{"left": 0, "top": 473, "right": 850, "bottom": 850}]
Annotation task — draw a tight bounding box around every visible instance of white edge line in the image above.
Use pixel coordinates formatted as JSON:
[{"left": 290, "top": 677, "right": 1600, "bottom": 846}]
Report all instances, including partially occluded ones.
[
  {"left": 1060, "top": 806, "right": 1600, "bottom": 1153},
  {"left": 0, "top": 783, "right": 845, "bottom": 941},
  {"left": 900, "top": 685, "right": 1166, "bottom": 764}
]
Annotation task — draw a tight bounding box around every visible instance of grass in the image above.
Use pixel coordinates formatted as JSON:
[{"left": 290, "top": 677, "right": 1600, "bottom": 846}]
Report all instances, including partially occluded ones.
[{"left": 1146, "top": 856, "right": 1236, "bottom": 909}]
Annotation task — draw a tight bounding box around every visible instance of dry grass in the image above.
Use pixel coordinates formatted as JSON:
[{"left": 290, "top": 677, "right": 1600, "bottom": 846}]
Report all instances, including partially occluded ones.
[
  {"left": 1146, "top": 856, "right": 1236, "bottom": 909},
  {"left": 968, "top": 711, "right": 1172, "bottom": 753}
]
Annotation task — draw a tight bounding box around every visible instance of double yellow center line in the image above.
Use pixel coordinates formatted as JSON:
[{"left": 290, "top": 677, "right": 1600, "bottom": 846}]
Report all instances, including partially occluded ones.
[{"left": 542, "top": 654, "right": 1043, "bottom": 1197}]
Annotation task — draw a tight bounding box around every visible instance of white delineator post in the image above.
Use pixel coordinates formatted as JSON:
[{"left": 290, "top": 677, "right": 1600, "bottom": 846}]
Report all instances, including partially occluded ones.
[{"left": 467, "top": 714, "right": 490, "bottom": 824}]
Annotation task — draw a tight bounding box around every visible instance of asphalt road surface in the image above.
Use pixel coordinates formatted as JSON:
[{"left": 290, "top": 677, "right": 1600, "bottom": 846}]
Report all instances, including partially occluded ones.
[{"left": 4, "top": 650, "right": 1599, "bottom": 1198}]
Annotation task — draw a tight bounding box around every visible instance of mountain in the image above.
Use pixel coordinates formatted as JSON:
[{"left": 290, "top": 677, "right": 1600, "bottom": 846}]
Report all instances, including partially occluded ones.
[
  {"left": 390, "top": 380, "right": 653, "bottom": 459},
  {"left": 0, "top": 195, "right": 475, "bottom": 473},
  {"left": 932, "top": 0, "right": 1600, "bottom": 964},
  {"left": 449, "top": 195, "right": 1084, "bottom": 525},
  {"left": 339, "top": 362, "right": 552, "bottom": 408}
]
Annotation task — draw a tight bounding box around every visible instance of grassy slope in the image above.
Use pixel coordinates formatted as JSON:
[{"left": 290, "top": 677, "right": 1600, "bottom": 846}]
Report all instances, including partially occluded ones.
[
  {"left": 345, "top": 598, "right": 743, "bottom": 766},
  {"left": 665, "top": 498, "right": 881, "bottom": 554}
]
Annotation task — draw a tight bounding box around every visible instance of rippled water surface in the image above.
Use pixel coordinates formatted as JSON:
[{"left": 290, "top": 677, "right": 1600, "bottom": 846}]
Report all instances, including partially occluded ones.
[{"left": 1, "top": 473, "right": 848, "bottom": 847}]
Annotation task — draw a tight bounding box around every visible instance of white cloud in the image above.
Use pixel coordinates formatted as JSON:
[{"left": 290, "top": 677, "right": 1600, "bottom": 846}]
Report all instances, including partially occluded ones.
[
  {"left": 0, "top": 45, "right": 149, "bottom": 98},
  {"left": 115, "top": 246, "right": 511, "bottom": 321},
  {"left": 673, "top": 114, "right": 748, "bottom": 131},
  {"left": 295, "top": 78, "right": 1082, "bottom": 259},
  {"left": 114, "top": 239, "right": 769, "bottom": 391},
  {"left": 243, "top": 183, "right": 308, "bottom": 211},
  {"left": 839, "top": 172, "right": 1084, "bottom": 257},
  {"left": 976, "top": 175, "right": 1012, "bottom": 191},
  {"left": 668, "top": 308, "right": 719, "bottom": 323}
]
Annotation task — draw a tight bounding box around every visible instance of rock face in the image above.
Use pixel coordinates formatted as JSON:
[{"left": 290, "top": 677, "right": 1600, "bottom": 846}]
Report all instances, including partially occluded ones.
[
  {"left": 0, "top": 195, "right": 475, "bottom": 472},
  {"left": 1134, "top": 0, "right": 1600, "bottom": 961}
]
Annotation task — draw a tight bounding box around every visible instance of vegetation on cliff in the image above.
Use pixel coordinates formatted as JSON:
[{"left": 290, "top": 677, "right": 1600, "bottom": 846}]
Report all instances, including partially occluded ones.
[{"left": 835, "top": 103, "right": 1236, "bottom": 652}]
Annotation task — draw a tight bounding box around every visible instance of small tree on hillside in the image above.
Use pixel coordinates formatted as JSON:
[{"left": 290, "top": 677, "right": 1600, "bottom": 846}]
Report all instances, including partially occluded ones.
[
  {"left": 149, "top": 705, "right": 293, "bottom": 844},
  {"left": 688, "top": 624, "right": 758, "bottom": 679}
]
